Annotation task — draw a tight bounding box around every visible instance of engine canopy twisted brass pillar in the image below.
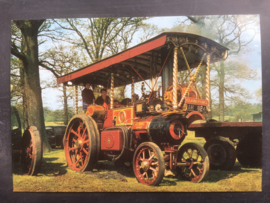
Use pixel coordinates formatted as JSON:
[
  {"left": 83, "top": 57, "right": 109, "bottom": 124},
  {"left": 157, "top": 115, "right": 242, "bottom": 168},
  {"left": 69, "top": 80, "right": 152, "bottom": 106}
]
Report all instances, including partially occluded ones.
[
  {"left": 206, "top": 54, "right": 211, "bottom": 112},
  {"left": 173, "top": 46, "right": 178, "bottom": 110},
  {"left": 110, "top": 73, "right": 114, "bottom": 109},
  {"left": 75, "top": 85, "right": 78, "bottom": 114}
]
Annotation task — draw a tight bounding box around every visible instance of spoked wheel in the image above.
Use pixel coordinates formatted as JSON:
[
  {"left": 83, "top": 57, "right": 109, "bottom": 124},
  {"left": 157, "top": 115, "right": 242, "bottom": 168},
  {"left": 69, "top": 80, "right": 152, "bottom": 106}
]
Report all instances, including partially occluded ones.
[
  {"left": 133, "top": 142, "right": 165, "bottom": 186},
  {"left": 21, "top": 126, "right": 43, "bottom": 175},
  {"left": 177, "top": 143, "right": 209, "bottom": 182},
  {"left": 204, "top": 136, "right": 236, "bottom": 170},
  {"left": 64, "top": 115, "right": 98, "bottom": 172},
  {"left": 236, "top": 135, "right": 262, "bottom": 168}
]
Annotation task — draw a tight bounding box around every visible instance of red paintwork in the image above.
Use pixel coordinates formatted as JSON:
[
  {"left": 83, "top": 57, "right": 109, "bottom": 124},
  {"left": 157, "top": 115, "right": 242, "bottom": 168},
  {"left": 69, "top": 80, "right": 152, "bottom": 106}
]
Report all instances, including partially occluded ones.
[
  {"left": 86, "top": 105, "right": 105, "bottom": 117},
  {"left": 169, "top": 120, "right": 185, "bottom": 140},
  {"left": 185, "top": 98, "right": 208, "bottom": 106},
  {"left": 113, "top": 107, "right": 135, "bottom": 126},
  {"left": 101, "top": 130, "right": 123, "bottom": 151},
  {"left": 186, "top": 111, "right": 205, "bottom": 127},
  {"left": 189, "top": 121, "right": 262, "bottom": 129},
  {"left": 132, "top": 116, "right": 153, "bottom": 130},
  {"left": 57, "top": 36, "right": 167, "bottom": 84},
  {"left": 103, "top": 110, "right": 114, "bottom": 129},
  {"left": 64, "top": 122, "right": 90, "bottom": 172}
]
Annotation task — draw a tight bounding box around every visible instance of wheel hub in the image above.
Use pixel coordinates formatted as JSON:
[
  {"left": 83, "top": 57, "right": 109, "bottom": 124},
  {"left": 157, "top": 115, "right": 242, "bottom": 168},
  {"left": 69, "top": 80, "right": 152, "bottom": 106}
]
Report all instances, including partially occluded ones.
[
  {"left": 208, "top": 144, "right": 226, "bottom": 165},
  {"left": 141, "top": 160, "right": 150, "bottom": 171},
  {"left": 75, "top": 139, "right": 83, "bottom": 149}
]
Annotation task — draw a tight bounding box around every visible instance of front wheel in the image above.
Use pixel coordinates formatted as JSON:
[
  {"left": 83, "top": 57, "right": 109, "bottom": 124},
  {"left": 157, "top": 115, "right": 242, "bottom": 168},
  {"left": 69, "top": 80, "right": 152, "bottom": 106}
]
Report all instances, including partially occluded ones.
[
  {"left": 64, "top": 115, "right": 98, "bottom": 172},
  {"left": 133, "top": 142, "right": 165, "bottom": 186},
  {"left": 177, "top": 143, "right": 209, "bottom": 182},
  {"left": 21, "top": 126, "right": 43, "bottom": 175}
]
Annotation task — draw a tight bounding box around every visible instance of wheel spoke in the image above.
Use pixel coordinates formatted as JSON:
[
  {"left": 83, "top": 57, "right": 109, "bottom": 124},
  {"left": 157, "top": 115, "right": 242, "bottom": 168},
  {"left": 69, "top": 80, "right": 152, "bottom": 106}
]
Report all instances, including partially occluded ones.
[
  {"left": 69, "top": 147, "right": 77, "bottom": 151},
  {"left": 82, "top": 147, "right": 88, "bottom": 155},
  {"left": 149, "top": 167, "right": 157, "bottom": 172},
  {"left": 149, "top": 152, "right": 156, "bottom": 161},
  {"left": 83, "top": 139, "right": 89, "bottom": 144},
  {"left": 71, "top": 129, "right": 81, "bottom": 138},
  {"left": 190, "top": 168, "right": 197, "bottom": 177},
  {"left": 151, "top": 161, "right": 158, "bottom": 166},
  {"left": 142, "top": 150, "right": 145, "bottom": 160},
  {"left": 81, "top": 127, "right": 87, "bottom": 139},
  {"left": 75, "top": 155, "right": 81, "bottom": 166},
  {"left": 189, "top": 150, "right": 193, "bottom": 158},
  {"left": 77, "top": 123, "right": 83, "bottom": 134},
  {"left": 195, "top": 153, "right": 199, "bottom": 160}
]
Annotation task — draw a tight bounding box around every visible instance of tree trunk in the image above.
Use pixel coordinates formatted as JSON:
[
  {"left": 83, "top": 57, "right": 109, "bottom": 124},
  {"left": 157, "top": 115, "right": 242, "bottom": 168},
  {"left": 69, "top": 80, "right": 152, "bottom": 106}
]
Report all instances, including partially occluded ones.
[
  {"left": 63, "top": 85, "right": 68, "bottom": 125},
  {"left": 219, "top": 61, "right": 225, "bottom": 122},
  {"left": 15, "top": 20, "right": 51, "bottom": 153}
]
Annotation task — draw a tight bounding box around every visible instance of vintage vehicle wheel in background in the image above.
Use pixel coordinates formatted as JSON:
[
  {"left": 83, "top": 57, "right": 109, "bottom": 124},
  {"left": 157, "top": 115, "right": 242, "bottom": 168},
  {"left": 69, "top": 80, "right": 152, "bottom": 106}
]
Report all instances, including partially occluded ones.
[
  {"left": 204, "top": 136, "right": 236, "bottom": 170},
  {"left": 64, "top": 115, "right": 98, "bottom": 172},
  {"left": 177, "top": 143, "right": 209, "bottom": 182},
  {"left": 21, "top": 126, "right": 43, "bottom": 175},
  {"left": 133, "top": 142, "right": 165, "bottom": 186},
  {"left": 236, "top": 135, "right": 262, "bottom": 168}
]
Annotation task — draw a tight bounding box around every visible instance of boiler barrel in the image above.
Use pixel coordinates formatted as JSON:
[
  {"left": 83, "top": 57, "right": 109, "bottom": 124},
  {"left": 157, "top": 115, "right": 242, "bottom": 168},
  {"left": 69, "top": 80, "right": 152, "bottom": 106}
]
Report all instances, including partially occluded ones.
[{"left": 148, "top": 114, "right": 186, "bottom": 145}]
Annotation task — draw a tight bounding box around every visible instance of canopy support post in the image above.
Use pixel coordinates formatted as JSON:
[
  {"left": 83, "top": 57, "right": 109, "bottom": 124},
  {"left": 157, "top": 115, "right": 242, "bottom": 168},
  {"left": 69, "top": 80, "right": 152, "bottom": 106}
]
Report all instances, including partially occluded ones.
[
  {"left": 173, "top": 46, "right": 178, "bottom": 111},
  {"left": 110, "top": 73, "right": 114, "bottom": 109},
  {"left": 206, "top": 54, "right": 211, "bottom": 112},
  {"left": 132, "top": 76, "right": 135, "bottom": 105},
  {"left": 75, "top": 85, "right": 78, "bottom": 114}
]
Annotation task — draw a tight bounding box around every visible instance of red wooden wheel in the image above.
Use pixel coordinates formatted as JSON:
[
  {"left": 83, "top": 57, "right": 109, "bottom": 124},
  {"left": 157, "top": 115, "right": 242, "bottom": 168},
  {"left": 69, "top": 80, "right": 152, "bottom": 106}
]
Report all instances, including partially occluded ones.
[
  {"left": 133, "top": 142, "right": 165, "bottom": 186},
  {"left": 64, "top": 115, "right": 98, "bottom": 172},
  {"left": 177, "top": 143, "right": 209, "bottom": 182},
  {"left": 21, "top": 126, "right": 43, "bottom": 175}
]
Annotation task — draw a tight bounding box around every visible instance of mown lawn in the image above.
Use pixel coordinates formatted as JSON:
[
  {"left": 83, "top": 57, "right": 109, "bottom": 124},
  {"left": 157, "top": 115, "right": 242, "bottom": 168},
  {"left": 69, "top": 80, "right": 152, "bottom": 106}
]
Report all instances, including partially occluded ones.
[{"left": 12, "top": 132, "right": 262, "bottom": 192}]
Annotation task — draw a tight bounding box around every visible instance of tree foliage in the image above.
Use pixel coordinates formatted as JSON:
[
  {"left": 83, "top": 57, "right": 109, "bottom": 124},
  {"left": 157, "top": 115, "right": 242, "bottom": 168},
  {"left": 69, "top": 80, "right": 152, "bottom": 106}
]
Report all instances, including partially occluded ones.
[
  {"left": 176, "top": 15, "right": 260, "bottom": 121},
  {"left": 53, "top": 17, "right": 148, "bottom": 63}
]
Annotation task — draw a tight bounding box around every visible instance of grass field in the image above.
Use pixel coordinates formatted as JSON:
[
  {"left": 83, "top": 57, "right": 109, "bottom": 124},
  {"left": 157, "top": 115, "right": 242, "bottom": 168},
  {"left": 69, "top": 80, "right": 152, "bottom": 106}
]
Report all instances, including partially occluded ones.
[{"left": 12, "top": 132, "right": 262, "bottom": 192}]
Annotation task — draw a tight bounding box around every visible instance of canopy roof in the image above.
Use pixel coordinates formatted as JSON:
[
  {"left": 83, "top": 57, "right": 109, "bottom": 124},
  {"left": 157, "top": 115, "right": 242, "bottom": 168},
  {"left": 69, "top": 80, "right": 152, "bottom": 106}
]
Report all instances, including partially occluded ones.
[{"left": 57, "top": 32, "right": 228, "bottom": 87}]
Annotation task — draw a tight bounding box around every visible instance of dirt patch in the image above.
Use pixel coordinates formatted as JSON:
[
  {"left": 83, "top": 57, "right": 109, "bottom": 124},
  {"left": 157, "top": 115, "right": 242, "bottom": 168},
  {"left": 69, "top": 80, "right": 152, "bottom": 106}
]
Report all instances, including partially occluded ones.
[{"left": 82, "top": 171, "right": 128, "bottom": 182}]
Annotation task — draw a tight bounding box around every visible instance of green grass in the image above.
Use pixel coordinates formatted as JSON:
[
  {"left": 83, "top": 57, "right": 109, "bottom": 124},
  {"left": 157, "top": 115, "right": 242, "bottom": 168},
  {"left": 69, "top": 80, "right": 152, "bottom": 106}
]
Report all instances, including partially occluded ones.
[
  {"left": 45, "top": 121, "right": 65, "bottom": 126},
  {"left": 12, "top": 133, "right": 262, "bottom": 192}
]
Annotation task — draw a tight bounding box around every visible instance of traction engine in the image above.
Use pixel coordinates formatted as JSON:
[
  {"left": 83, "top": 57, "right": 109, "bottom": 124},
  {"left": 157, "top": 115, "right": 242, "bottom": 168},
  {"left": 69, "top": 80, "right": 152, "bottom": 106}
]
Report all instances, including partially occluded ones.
[{"left": 61, "top": 33, "right": 228, "bottom": 186}]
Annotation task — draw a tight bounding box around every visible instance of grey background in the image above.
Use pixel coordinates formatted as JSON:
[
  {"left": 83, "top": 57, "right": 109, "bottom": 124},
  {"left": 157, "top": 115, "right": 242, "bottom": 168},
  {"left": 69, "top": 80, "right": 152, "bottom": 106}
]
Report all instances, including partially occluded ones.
[{"left": 0, "top": 0, "right": 269, "bottom": 202}]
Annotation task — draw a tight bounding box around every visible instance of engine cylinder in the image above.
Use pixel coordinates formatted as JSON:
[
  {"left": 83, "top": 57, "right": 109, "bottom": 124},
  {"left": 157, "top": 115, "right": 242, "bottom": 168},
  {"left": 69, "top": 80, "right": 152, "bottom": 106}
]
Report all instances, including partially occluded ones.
[
  {"left": 148, "top": 115, "right": 186, "bottom": 145},
  {"left": 86, "top": 105, "right": 106, "bottom": 120}
]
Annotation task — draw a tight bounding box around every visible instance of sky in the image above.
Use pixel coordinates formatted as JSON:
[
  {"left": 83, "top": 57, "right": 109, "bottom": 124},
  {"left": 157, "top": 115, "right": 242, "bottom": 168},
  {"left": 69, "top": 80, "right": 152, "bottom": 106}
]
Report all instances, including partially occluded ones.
[{"left": 39, "top": 15, "right": 262, "bottom": 110}]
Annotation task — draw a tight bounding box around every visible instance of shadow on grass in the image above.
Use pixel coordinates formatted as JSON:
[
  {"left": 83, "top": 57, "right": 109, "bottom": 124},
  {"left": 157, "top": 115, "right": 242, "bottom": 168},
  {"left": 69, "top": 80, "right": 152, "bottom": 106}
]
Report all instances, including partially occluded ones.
[
  {"left": 160, "top": 179, "right": 178, "bottom": 186},
  {"left": 39, "top": 157, "right": 68, "bottom": 176},
  {"left": 12, "top": 156, "right": 68, "bottom": 176},
  {"left": 96, "top": 160, "right": 135, "bottom": 178},
  {"left": 202, "top": 162, "right": 261, "bottom": 183}
]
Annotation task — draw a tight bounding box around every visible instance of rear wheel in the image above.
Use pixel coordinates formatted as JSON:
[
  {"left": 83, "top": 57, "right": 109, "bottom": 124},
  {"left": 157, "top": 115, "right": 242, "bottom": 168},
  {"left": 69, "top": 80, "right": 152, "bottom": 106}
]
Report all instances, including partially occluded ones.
[
  {"left": 64, "top": 115, "right": 98, "bottom": 172},
  {"left": 133, "top": 142, "right": 165, "bottom": 186},
  {"left": 204, "top": 136, "right": 236, "bottom": 170},
  {"left": 21, "top": 126, "right": 43, "bottom": 175},
  {"left": 177, "top": 143, "right": 209, "bottom": 182},
  {"left": 236, "top": 135, "right": 262, "bottom": 168}
]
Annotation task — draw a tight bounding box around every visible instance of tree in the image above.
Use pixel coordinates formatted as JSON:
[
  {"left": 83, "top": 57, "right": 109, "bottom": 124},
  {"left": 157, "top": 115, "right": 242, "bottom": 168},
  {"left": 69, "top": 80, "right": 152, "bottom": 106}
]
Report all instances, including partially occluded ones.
[
  {"left": 39, "top": 45, "right": 83, "bottom": 124},
  {"left": 10, "top": 20, "right": 51, "bottom": 152},
  {"left": 183, "top": 15, "right": 259, "bottom": 121},
  {"left": 53, "top": 17, "right": 148, "bottom": 63}
]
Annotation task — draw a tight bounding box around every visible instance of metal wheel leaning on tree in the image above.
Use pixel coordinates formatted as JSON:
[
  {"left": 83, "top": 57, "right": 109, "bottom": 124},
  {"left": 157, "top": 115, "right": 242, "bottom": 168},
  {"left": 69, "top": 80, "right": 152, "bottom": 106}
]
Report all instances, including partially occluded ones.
[{"left": 82, "top": 83, "right": 95, "bottom": 112}]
